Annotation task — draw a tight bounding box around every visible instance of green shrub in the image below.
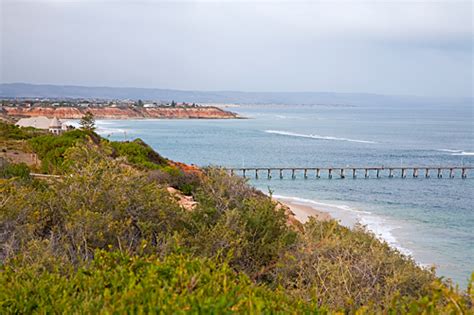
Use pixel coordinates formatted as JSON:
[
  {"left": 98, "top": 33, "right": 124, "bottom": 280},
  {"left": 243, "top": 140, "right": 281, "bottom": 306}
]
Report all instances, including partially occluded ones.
[
  {"left": 272, "top": 218, "right": 438, "bottom": 311},
  {"left": 0, "top": 162, "right": 30, "bottom": 180},
  {"left": 148, "top": 166, "right": 201, "bottom": 195},
  {"left": 188, "top": 168, "right": 297, "bottom": 277},
  {"left": 28, "top": 130, "right": 92, "bottom": 173},
  {"left": 0, "top": 250, "right": 320, "bottom": 314},
  {"left": 0, "top": 250, "right": 471, "bottom": 314},
  {"left": 0, "top": 121, "right": 46, "bottom": 140},
  {"left": 110, "top": 139, "right": 168, "bottom": 170},
  {"left": 0, "top": 148, "right": 187, "bottom": 262}
]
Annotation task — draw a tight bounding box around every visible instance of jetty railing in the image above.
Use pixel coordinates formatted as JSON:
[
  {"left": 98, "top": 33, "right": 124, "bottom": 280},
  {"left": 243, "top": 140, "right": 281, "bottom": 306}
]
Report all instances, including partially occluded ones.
[{"left": 224, "top": 166, "right": 473, "bottom": 179}]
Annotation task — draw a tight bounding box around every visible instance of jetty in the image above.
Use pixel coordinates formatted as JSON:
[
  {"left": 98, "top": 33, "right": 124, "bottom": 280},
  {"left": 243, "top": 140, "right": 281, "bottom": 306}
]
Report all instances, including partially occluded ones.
[{"left": 225, "top": 166, "right": 473, "bottom": 179}]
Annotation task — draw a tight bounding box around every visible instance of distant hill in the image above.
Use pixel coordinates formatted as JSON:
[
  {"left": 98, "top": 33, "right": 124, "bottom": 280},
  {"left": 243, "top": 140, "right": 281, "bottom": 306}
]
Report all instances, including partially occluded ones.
[{"left": 1, "top": 83, "right": 471, "bottom": 106}]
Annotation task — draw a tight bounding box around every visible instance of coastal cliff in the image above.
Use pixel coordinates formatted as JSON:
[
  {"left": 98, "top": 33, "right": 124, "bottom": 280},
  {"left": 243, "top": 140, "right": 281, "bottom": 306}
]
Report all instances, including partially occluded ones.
[{"left": 3, "top": 106, "right": 239, "bottom": 119}]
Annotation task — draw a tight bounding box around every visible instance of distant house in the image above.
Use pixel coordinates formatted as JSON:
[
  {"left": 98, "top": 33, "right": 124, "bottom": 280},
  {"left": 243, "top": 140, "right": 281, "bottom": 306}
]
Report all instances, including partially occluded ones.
[
  {"left": 16, "top": 116, "right": 71, "bottom": 134},
  {"left": 48, "top": 117, "right": 62, "bottom": 135},
  {"left": 143, "top": 103, "right": 156, "bottom": 108}
]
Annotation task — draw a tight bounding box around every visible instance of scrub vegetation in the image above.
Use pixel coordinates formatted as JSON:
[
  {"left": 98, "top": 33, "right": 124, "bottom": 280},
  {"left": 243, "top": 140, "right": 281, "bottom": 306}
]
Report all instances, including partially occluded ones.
[{"left": 0, "top": 121, "right": 472, "bottom": 313}]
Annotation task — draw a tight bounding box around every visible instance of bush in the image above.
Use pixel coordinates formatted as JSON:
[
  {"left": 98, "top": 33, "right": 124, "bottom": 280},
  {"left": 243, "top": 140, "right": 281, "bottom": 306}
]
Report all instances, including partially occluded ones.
[
  {"left": 0, "top": 147, "right": 187, "bottom": 263},
  {"left": 0, "top": 250, "right": 471, "bottom": 314},
  {"left": 0, "top": 121, "right": 46, "bottom": 140},
  {"left": 28, "top": 130, "right": 92, "bottom": 173},
  {"left": 272, "top": 218, "right": 438, "bottom": 311},
  {"left": 148, "top": 166, "right": 201, "bottom": 195},
  {"left": 187, "top": 168, "right": 297, "bottom": 277},
  {"left": 110, "top": 139, "right": 168, "bottom": 170},
  {"left": 0, "top": 162, "right": 30, "bottom": 180},
  {"left": 0, "top": 251, "right": 320, "bottom": 314}
]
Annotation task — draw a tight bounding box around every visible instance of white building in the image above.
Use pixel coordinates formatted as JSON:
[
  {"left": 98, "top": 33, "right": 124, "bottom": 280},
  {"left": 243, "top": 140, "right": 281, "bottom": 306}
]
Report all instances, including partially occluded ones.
[
  {"left": 48, "top": 117, "right": 62, "bottom": 135},
  {"left": 16, "top": 116, "right": 70, "bottom": 134}
]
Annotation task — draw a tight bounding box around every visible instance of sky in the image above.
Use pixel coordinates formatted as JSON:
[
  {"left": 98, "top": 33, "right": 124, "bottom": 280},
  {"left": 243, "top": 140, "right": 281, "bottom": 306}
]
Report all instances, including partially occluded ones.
[{"left": 1, "top": 0, "right": 472, "bottom": 97}]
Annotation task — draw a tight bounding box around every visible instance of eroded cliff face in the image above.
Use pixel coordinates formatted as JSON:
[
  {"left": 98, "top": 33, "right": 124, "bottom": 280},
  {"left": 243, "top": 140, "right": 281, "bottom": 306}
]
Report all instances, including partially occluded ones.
[{"left": 3, "top": 106, "right": 238, "bottom": 119}]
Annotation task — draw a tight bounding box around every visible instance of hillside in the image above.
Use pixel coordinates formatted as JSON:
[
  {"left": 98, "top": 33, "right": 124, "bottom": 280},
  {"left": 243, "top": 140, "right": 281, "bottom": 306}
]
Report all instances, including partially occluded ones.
[
  {"left": 3, "top": 83, "right": 472, "bottom": 106},
  {"left": 0, "top": 121, "right": 472, "bottom": 313}
]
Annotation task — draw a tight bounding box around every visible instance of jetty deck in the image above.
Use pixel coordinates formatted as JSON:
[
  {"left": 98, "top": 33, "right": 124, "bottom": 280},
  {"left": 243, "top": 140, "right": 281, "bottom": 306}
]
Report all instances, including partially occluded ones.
[{"left": 225, "top": 166, "right": 473, "bottom": 179}]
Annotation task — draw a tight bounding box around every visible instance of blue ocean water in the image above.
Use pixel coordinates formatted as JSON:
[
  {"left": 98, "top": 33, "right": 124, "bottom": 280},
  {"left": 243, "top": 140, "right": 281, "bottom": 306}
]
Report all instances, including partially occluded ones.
[{"left": 95, "top": 103, "right": 473, "bottom": 286}]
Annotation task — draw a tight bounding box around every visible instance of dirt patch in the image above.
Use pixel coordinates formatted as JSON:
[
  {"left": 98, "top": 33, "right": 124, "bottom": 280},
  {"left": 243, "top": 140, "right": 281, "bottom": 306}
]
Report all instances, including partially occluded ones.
[{"left": 0, "top": 141, "right": 39, "bottom": 167}]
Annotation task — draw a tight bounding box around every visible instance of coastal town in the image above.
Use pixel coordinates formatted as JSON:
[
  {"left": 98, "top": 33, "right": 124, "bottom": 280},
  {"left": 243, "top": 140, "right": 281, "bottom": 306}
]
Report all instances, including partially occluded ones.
[
  {"left": 0, "top": 97, "right": 239, "bottom": 121},
  {"left": 1, "top": 97, "right": 199, "bottom": 109}
]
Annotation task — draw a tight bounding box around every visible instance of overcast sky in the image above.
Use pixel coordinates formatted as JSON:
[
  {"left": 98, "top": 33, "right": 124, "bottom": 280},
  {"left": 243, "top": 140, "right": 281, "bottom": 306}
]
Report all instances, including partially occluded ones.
[{"left": 1, "top": 0, "right": 472, "bottom": 97}]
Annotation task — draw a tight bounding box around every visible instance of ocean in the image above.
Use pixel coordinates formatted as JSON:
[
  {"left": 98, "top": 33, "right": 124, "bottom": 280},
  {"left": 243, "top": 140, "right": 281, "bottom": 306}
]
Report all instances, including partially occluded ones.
[{"left": 94, "top": 102, "right": 473, "bottom": 286}]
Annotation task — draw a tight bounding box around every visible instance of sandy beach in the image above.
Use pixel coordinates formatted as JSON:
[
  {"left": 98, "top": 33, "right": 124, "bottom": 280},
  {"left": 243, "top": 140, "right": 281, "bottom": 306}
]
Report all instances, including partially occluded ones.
[{"left": 276, "top": 197, "right": 332, "bottom": 223}]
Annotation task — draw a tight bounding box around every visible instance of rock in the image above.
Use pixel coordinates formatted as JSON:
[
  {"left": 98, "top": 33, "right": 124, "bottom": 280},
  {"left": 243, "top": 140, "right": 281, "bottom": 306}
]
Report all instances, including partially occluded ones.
[{"left": 167, "top": 187, "right": 197, "bottom": 211}]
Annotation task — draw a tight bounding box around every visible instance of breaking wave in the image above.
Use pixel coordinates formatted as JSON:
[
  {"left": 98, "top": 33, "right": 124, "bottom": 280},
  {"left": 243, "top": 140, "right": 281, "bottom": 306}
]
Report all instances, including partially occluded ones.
[
  {"left": 264, "top": 130, "right": 377, "bottom": 144},
  {"left": 273, "top": 195, "right": 412, "bottom": 257},
  {"left": 95, "top": 120, "right": 128, "bottom": 136},
  {"left": 436, "top": 149, "right": 474, "bottom": 156},
  {"left": 452, "top": 152, "right": 474, "bottom": 156}
]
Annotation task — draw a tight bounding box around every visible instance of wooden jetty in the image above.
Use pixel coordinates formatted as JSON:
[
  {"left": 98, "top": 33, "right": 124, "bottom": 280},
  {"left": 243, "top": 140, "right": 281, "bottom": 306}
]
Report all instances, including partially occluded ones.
[{"left": 226, "top": 166, "right": 473, "bottom": 179}]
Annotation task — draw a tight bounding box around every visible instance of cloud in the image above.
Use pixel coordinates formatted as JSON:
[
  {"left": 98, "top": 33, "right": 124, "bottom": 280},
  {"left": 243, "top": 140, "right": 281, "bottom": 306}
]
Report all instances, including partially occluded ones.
[{"left": 1, "top": 0, "right": 472, "bottom": 96}]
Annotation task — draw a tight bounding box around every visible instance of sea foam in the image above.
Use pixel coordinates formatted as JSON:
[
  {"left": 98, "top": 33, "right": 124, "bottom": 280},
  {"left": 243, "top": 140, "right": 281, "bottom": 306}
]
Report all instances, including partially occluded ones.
[
  {"left": 95, "top": 121, "right": 128, "bottom": 136},
  {"left": 265, "top": 130, "right": 377, "bottom": 144},
  {"left": 273, "top": 194, "right": 412, "bottom": 257}
]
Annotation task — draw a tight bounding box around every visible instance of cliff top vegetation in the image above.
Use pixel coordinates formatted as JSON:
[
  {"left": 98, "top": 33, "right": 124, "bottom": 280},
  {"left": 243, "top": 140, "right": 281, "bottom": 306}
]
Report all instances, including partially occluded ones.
[{"left": 0, "top": 121, "right": 472, "bottom": 313}]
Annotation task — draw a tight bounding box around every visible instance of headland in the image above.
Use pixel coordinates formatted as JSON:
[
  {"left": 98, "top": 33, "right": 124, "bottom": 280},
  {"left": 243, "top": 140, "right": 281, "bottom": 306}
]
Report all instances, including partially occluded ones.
[{"left": 1, "top": 98, "right": 240, "bottom": 120}]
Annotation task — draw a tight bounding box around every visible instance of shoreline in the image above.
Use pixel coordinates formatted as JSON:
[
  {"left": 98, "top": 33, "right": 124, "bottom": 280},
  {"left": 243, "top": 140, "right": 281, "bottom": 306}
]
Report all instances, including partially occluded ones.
[
  {"left": 274, "top": 194, "right": 413, "bottom": 258},
  {"left": 275, "top": 197, "right": 332, "bottom": 223}
]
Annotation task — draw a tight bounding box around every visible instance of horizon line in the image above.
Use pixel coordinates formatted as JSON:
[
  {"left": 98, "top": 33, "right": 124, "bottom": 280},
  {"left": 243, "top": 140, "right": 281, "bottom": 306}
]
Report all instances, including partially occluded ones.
[{"left": 2, "top": 82, "right": 472, "bottom": 100}]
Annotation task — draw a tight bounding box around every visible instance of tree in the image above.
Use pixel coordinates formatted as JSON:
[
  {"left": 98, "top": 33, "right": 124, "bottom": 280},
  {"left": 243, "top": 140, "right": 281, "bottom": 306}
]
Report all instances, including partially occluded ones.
[
  {"left": 137, "top": 99, "right": 144, "bottom": 107},
  {"left": 171, "top": 100, "right": 177, "bottom": 107},
  {"left": 80, "top": 111, "right": 96, "bottom": 131}
]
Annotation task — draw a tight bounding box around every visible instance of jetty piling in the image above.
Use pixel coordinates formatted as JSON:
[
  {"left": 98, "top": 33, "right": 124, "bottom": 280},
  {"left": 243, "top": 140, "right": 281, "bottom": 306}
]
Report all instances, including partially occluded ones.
[
  {"left": 328, "top": 169, "right": 333, "bottom": 179},
  {"left": 316, "top": 169, "right": 320, "bottom": 178},
  {"left": 353, "top": 169, "right": 356, "bottom": 178},
  {"left": 340, "top": 169, "right": 345, "bottom": 179},
  {"left": 365, "top": 169, "right": 369, "bottom": 178},
  {"left": 267, "top": 169, "right": 271, "bottom": 179},
  {"left": 413, "top": 168, "right": 419, "bottom": 178}
]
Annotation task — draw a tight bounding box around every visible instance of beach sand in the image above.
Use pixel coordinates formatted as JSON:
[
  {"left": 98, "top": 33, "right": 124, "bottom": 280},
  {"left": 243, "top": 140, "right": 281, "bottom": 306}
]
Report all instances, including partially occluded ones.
[{"left": 276, "top": 198, "right": 331, "bottom": 223}]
